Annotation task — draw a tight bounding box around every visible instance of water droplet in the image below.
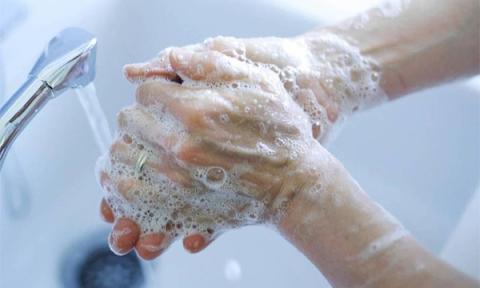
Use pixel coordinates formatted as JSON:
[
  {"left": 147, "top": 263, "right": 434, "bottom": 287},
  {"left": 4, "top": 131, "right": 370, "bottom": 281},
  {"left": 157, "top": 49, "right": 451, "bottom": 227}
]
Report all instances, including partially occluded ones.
[{"left": 224, "top": 259, "right": 242, "bottom": 281}]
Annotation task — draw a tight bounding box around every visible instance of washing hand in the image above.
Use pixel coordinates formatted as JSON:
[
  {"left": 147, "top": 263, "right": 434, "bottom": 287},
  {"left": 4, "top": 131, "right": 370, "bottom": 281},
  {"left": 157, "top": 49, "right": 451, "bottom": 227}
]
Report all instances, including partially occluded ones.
[
  {"left": 97, "top": 31, "right": 386, "bottom": 260},
  {"left": 98, "top": 49, "right": 335, "bottom": 259}
]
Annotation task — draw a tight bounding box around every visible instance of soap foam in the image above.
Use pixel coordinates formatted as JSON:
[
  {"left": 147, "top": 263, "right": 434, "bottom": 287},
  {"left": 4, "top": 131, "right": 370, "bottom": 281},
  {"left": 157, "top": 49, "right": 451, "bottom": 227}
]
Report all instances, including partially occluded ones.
[
  {"left": 98, "top": 33, "right": 386, "bottom": 240},
  {"left": 204, "top": 34, "right": 386, "bottom": 144},
  {"left": 98, "top": 120, "right": 268, "bottom": 239},
  {"left": 97, "top": 81, "right": 309, "bottom": 240},
  {"left": 297, "top": 33, "right": 386, "bottom": 143}
]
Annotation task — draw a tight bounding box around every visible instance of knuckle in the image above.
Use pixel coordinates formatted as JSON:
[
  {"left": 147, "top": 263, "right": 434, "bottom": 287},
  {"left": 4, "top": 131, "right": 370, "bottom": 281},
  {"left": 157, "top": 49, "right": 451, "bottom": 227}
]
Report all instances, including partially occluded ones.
[{"left": 110, "top": 140, "right": 128, "bottom": 156}]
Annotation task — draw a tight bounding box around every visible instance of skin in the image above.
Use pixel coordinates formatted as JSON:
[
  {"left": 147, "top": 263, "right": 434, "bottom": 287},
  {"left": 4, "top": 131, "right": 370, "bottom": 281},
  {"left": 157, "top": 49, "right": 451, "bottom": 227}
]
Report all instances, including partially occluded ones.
[
  {"left": 101, "top": 55, "right": 317, "bottom": 255},
  {"left": 98, "top": 0, "right": 479, "bottom": 286},
  {"left": 323, "top": 0, "right": 480, "bottom": 98}
]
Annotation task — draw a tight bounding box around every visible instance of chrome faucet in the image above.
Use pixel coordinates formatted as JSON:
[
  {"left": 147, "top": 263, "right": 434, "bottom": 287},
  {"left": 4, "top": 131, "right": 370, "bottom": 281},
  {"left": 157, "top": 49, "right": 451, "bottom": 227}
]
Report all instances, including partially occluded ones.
[{"left": 0, "top": 27, "right": 97, "bottom": 169}]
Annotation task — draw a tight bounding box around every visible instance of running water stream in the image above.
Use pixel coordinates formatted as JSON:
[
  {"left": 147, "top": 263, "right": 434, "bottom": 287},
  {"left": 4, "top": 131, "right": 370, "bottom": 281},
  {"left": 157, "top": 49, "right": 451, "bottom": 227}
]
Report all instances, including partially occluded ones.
[
  {"left": 75, "top": 83, "right": 112, "bottom": 154},
  {"left": 75, "top": 83, "right": 159, "bottom": 282}
]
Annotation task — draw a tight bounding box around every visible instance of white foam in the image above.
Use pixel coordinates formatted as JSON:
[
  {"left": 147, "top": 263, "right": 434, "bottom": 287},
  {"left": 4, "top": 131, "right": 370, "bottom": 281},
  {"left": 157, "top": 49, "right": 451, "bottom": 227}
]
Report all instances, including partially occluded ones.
[
  {"left": 100, "top": 127, "right": 268, "bottom": 239},
  {"left": 297, "top": 33, "right": 387, "bottom": 142},
  {"left": 98, "top": 32, "right": 387, "bottom": 241},
  {"left": 204, "top": 34, "right": 386, "bottom": 144}
]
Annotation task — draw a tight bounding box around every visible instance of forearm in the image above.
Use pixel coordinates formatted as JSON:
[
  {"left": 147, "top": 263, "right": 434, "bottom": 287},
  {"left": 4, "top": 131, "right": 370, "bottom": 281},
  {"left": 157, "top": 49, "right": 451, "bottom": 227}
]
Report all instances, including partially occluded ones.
[
  {"left": 306, "top": 0, "right": 479, "bottom": 99},
  {"left": 278, "top": 144, "right": 478, "bottom": 287}
]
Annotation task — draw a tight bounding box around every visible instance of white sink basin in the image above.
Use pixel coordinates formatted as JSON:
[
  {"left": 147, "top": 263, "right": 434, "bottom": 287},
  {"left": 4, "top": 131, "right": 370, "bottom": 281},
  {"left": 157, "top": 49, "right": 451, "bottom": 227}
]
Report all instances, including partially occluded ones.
[{"left": 1, "top": 0, "right": 478, "bottom": 287}]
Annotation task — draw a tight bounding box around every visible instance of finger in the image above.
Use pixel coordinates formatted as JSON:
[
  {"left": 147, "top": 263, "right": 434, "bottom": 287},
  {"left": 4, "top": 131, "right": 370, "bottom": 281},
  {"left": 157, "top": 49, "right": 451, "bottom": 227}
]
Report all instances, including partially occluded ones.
[
  {"left": 182, "top": 233, "right": 215, "bottom": 254},
  {"left": 206, "top": 36, "right": 283, "bottom": 66},
  {"left": 99, "top": 161, "right": 145, "bottom": 201},
  {"left": 136, "top": 80, "right": 271, "bottom": 132},
  {"left": 135, "top": 81, "right": 283, "bottom": 147},
  {"left": 98, "top": 170, "right": 115, "bottom": 193},
  {"left": 110, "top": 141, "right": 193, "bottom": 188},
  {"left": 108, "top": 218, "right": 141, "bottom": 256},
  {"left": 176, "top": 141, "right": 236, "bottom": 169},
  {"left": 243, "top": 37, "right": 306, "bottom": 69},
  {"left": 135, "top": 81, "right": 214, "bottom": 129},
  {"left": 123, "top": 51, "right": 179, "bottom": 83},
  {"left": 204, "top": 36, "right": 246, "bottom": 58},
  {"left": 176, "top": 132, "right": 289, "bottom": 174},
  {"left": 169, "top": 48, "right": 251, "bottom": 82},
  {"left": 100, "top": 198, "right": 115, "bottom": 223},
  {"left": 135, "top": 232, "right": 168, "bottom": 260},
  {"left": 117, "top": 105, "right": 184, "bottom": 151},
  {"left": 116, "top": 177, "right": 140, "bottom": 201}
]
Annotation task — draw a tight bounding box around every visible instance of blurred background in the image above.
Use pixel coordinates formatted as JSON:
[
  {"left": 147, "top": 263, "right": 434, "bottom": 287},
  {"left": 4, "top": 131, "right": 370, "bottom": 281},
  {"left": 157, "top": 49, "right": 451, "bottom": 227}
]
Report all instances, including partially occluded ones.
[{"left": 0, "top": 0, "right": 478, "bottom": 287}]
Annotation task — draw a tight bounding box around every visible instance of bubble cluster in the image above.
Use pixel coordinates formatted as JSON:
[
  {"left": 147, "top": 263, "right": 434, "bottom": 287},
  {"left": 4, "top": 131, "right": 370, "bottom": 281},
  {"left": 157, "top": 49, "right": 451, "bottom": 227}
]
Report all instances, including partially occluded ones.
[
  {"left": 97, "top": 119, "right": 268, "bottom": 241},
  {"left": 295, "top": 33, "right": 387, "bottom": 142},
  {"left": 202, "top": 34, "right": 386, "bottom": 144}
]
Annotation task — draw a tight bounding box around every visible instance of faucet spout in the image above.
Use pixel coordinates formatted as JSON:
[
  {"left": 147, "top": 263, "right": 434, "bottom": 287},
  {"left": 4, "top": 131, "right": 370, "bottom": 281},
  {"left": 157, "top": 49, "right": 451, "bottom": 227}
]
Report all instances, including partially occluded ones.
[
  {"left": 31, "top": 27, "right": 97, "bottom": 94},
  {"left": 0, "top": 27, "right": 97, "bottom": 169}
]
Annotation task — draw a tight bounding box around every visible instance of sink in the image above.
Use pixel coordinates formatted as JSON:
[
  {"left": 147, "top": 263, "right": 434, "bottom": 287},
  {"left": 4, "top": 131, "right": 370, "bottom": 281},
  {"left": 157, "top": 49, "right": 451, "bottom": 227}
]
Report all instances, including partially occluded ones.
[{"left": 0, "top": 0, "right": 478, "bottom": 287}]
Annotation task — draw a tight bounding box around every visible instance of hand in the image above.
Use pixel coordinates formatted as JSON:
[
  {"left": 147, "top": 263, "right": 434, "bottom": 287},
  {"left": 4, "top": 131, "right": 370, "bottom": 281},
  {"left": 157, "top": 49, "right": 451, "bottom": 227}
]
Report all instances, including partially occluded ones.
[
  {"left": 123, "top": 33, "right": 385, "bottom": 144},
  {"left": 98, "top": 51, "right": 328, "bottom": 260}
]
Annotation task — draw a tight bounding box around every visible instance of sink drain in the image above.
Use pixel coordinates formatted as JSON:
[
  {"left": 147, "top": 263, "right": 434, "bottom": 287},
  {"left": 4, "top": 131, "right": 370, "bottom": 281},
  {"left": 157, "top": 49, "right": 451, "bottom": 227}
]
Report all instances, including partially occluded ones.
[
  {"left": 77, "top": 247, "right": 143, "bottom": 288},
  {"left": 60, "top": 229, "right": 145, "bottom": 288}
]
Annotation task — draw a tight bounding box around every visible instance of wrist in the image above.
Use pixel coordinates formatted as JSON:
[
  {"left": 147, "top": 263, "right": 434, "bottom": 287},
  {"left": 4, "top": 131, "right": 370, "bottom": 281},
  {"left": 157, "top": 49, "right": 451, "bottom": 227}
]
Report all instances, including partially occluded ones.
[
  {"left": 276, "top": 145, "right": 477, "bottom": 288},
  {"left": 303, "top": 29, "right": 387, "bottom": 110},
  {"left": 290, "top": 31, "right": 386, "bottom": 142},
  {"left": 275, "top": 143, "right": 408, "bottom": 286},
  {"left": 268, "top": 141, "right": 341, "bottom": 225},
  {"left": 320, "top": 0, "right": 480, "bottom": 98},
  {"left": 274, "top": 146, "right": 346, "bottom": 229}
]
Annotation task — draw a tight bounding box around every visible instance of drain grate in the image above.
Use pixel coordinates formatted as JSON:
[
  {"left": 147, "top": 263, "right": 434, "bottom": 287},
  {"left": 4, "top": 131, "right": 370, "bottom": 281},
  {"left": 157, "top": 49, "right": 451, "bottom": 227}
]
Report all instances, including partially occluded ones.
[
  {"left": 77, "top": 248, "right": 144, "bottom": 288},
  {"left": 60, "top": 229, "right": 145, "bottom": 288}
]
